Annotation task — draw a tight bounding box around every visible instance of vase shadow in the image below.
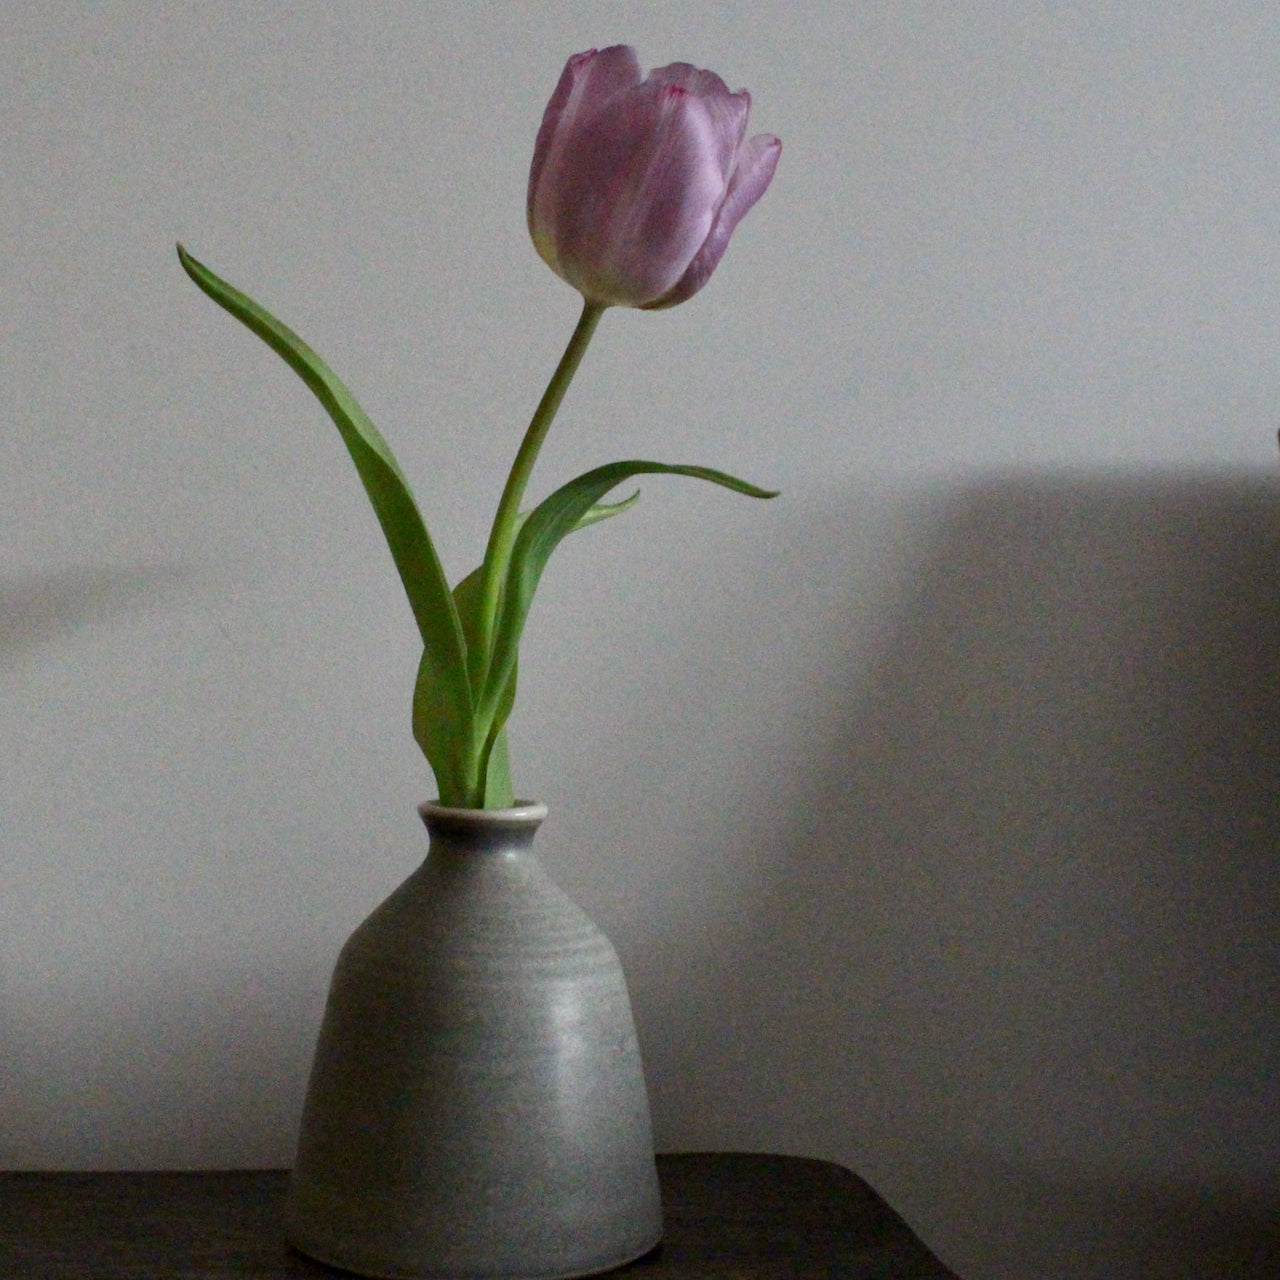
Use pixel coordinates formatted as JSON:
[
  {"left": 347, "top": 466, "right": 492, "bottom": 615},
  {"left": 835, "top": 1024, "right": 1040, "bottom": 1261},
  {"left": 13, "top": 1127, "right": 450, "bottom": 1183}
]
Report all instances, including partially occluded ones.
[
  {"left": 632, "top": 467, "right": 1280, "bottom": 1280},
  {"left": 912, "top": 1149, "right": 1280, "bottom": 1280}
]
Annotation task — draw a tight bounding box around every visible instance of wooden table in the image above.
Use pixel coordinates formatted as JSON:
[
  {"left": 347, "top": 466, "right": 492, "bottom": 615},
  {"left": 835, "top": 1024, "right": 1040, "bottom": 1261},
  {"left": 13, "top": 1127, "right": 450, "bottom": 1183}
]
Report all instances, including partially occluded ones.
[{"left": 0, "top": 1152, "right": 961, "bottom": 1278}]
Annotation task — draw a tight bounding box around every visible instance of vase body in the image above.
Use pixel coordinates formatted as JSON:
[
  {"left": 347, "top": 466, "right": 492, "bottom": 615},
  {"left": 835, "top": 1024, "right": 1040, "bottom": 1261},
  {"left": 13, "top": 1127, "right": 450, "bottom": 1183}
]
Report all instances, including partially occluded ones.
[{"left": 286, "top": 801, "right": 662, "bottom": 1280}]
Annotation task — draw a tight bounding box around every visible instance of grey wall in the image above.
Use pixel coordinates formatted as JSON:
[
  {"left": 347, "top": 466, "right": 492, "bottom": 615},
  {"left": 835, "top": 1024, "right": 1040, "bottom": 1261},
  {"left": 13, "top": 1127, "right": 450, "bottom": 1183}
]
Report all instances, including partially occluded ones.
[{"left": 3, "top": 4, "right": 1278, "bottom": 1278}]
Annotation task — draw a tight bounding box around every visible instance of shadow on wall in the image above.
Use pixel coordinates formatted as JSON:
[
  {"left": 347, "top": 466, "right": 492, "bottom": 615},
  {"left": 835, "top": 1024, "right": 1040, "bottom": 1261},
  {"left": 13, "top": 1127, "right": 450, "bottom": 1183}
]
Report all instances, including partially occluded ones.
[
  {"left": 923, "top": 1152, "right": 1280, "bottom": 1280},
  {"left": 0, "top": 955, "right": 321, "bottom": 1169},
  {"left": 0, "top": 565, "right": 193, "bottom": 669},
  {"left": 646, "top": 469, "right": 1280, "bottom": 1280},
  {"left": 2, "top": 472, "right": 1276, "bottom": 1276}
]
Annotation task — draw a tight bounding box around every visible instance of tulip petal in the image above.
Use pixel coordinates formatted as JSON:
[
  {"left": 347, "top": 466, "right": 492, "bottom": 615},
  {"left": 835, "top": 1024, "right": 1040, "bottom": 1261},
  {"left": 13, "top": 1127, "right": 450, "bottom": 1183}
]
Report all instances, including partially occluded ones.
[
  {"left": 528, "top": 45, "right": 642, "bottom": 271},
  {"left": 648, "top": 64, "right": 749, "bottom": 179},
  {"left": 529, "top": 47, "right": 779, "bottom": 309},
  {"left": 648, "top": 62, "right": 731, "bottom": 97},
  {"left": 644, "top": 131, "right": 781, "bottom": 309},
  {"left": 550, "top": 82, "right": 725, "bottom": 305}
]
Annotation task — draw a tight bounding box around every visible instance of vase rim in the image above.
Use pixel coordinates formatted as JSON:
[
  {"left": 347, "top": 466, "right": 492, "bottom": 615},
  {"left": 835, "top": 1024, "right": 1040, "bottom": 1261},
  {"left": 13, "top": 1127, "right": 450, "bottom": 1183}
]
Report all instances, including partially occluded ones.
[{"left": 418, "top": 799, "right": 548, "bottom": 823}]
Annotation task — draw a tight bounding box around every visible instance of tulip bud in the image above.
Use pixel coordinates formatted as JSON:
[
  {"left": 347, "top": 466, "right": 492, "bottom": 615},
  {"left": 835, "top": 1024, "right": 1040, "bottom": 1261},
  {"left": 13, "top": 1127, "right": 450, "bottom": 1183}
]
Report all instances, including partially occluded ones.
[{"left": 528, "top": 46, "right": 780, "bottom": 309}]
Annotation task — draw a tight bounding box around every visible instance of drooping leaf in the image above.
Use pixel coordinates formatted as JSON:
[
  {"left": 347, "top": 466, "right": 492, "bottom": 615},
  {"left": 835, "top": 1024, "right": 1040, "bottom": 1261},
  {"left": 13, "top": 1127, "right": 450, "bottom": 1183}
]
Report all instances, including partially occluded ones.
[
  {"left": 478, "top": 460, "right": 776, "bottom": 725},
  {"left": 573, "top": 489, "right": 641, "bottom": 530},
  {"left": 178, "top": 245, "right": 475, "bottom": 802}
]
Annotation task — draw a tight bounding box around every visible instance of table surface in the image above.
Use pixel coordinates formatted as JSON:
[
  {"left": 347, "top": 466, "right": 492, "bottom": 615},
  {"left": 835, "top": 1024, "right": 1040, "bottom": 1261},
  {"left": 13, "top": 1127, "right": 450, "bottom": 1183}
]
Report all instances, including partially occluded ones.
[{"left": 0, "top": 1151, "right": 961, "bottom": 1279}]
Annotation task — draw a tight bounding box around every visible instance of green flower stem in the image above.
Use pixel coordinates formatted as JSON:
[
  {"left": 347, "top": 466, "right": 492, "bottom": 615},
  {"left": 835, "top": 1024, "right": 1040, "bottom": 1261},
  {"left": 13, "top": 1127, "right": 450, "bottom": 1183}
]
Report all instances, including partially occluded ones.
[{"left": 473, "top": 299, "right": 604, "bottom": 690}]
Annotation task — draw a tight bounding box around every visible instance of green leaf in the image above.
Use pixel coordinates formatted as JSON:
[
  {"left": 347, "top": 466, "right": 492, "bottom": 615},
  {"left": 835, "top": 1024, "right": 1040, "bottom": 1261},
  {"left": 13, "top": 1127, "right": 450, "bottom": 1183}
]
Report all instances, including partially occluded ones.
[
  {"left": 178, "top": 245, "right": 476, "bottom": 803},
  {"left": 574, "top": 490, "right": 641, "bottom": 529},
  {"left": 478, "top": 460, "right": 776, "bottom": 726},
  {"left": 444, "top": 561, "right": 518, "bottom": 807},
  {"left": 440, "top": 495, "right": 635, "bottom": 808},
  {"left": 411, "top": 643, "right": 481, "bottom": 805},
  {"left": 481, "top": 724, "right": 515, "bottom": 808}
]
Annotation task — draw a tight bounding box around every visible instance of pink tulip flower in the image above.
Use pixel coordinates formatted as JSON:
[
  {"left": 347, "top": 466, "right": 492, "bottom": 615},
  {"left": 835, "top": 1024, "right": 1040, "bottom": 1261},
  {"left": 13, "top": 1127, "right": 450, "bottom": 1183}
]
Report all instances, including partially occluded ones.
[{"left": 528, "top": 45, "right": 781, "bottom": 309}]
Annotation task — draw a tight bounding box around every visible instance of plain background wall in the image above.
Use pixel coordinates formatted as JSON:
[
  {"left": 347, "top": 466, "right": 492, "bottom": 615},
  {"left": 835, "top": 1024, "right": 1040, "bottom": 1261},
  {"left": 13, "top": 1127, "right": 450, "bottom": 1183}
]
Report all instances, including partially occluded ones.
[{"left": 3, "top": 4, "right": 1278, "bottom": 1277}]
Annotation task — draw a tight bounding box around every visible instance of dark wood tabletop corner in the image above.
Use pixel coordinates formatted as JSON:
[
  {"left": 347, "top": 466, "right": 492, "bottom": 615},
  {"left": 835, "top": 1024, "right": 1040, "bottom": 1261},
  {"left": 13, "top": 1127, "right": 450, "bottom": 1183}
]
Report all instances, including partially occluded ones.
[{"left": 0, "top": 1151, "right": 962, "bottom": 1279}]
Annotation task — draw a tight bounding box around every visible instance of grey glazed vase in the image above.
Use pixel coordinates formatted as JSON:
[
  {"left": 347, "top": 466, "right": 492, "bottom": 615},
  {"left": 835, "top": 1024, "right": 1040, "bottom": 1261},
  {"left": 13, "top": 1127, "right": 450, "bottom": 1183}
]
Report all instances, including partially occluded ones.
[{"left": 285, "top": 801, "right": 662, "bottom": 1280}]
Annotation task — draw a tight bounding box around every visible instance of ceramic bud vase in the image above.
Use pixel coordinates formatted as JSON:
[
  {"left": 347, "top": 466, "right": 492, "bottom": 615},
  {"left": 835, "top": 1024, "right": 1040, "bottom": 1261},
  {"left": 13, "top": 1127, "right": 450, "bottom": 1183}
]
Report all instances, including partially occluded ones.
[{"left": 285, "top": 801, "right": 662, "bottom": 1280}]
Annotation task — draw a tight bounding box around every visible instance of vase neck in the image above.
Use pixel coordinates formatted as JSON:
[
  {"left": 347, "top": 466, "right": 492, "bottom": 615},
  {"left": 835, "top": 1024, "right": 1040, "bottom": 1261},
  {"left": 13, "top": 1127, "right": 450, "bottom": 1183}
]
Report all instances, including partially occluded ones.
[{"left": 417, "top": 801, "right": 547, "bottom": 856}]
